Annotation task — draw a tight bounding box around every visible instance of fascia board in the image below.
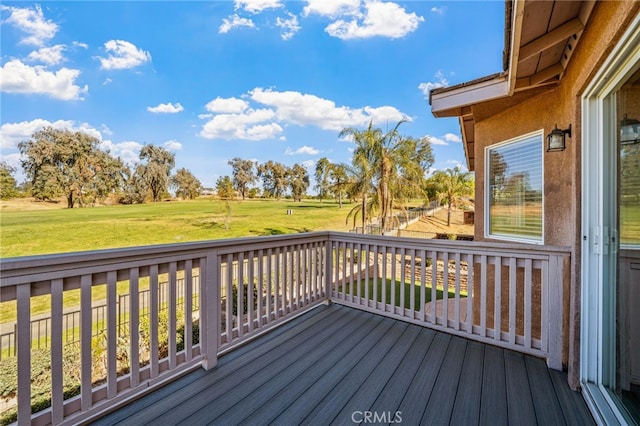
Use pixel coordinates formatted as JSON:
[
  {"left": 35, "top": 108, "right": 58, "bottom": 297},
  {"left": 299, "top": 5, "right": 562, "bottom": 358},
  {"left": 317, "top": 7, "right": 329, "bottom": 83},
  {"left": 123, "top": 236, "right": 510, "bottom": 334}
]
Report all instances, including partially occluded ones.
[{"left": 431, "top": 77, "right": 509, "bottom": 115}]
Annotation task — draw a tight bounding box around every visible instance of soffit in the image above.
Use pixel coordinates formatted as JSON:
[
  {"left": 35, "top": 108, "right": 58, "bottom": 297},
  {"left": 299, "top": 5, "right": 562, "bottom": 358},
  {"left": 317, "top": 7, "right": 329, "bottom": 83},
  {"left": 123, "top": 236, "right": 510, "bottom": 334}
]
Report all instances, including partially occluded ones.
[
  {"left": 430, "top": 0, "right": 596, "bottom": 171},
  {"left": 513, "top": 0, "right": 595, "bottom": 92}
]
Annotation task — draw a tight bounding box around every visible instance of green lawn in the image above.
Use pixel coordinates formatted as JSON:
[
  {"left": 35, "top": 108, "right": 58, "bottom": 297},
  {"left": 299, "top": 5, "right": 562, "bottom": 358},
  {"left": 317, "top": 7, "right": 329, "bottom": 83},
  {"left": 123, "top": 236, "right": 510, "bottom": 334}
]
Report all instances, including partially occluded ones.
[
  {"left": 0, "top": 198, "right": 353, "bottom": 258},
  {"left": 0, "top": 198, "right": 354, "bottom": 323},
  {"left": 341, "top": 278, "right": 463, "bottom": 311}
]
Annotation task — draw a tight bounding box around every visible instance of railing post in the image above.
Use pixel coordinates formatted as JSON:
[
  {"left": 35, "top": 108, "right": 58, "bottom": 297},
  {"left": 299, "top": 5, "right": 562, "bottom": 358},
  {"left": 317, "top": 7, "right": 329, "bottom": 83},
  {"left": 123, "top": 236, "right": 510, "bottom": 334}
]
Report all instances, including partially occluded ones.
[
  {"left": 547, "top": 254, "right": 564, "bottom": 370},
  {"left": 202, "top": 252, "right": 220, "bottom": 370},
  {"left": 324, "top": 235, "right": 332, "bottom": 304},
  {"left": 16, "top": 283, "right": 31, "bottom": 426}
]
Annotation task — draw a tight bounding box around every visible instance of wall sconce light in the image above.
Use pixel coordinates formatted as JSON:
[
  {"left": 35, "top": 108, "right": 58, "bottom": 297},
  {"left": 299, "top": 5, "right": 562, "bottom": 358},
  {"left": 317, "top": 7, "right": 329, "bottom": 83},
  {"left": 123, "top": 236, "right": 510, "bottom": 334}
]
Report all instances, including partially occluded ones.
[
  {"left": 546, "top": 124, "right": 571, "bottom": 152},
  {"left": 620, "top": 114, "right": 639, "bottom": 145}
]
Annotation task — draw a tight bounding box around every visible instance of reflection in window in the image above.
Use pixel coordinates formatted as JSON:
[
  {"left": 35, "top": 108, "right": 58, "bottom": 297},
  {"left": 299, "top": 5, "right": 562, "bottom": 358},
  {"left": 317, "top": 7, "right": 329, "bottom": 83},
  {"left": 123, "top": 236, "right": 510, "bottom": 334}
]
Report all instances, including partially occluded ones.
[
  {"left": 618, "top": 72, "right": 640, "bottom": 246},
  {"left": 486, "top": 132, "right": 543, "bottom": 242}
]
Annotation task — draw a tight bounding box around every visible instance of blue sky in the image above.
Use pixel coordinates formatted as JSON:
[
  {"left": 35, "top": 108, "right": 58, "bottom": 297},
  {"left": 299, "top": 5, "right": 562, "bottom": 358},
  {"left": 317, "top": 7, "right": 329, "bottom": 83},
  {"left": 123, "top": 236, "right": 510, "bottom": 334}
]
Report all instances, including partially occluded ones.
[{"left": 1, "top": 1, "right": 504, "bottom": 189}]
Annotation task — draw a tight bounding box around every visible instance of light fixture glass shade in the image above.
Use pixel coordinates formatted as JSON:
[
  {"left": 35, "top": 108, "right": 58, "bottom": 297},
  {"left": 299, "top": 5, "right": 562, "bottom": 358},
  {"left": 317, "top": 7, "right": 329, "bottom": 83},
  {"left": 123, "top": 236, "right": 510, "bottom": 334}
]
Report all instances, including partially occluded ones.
[
  {"left": 546, "top": 124, "right": 568, "bottom": 152},
  {"left": 547, "top": 133, "right": 565, "bottom": 151}
]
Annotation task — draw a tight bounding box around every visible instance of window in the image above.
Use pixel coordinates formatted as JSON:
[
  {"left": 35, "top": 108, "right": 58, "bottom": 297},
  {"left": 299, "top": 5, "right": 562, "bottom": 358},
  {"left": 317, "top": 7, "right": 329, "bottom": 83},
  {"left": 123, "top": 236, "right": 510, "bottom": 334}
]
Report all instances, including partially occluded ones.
[
  {"left": 618, "top": 74, "right": 640, "bottom": 247},
  {"left": 485, "top": 131, "right": 543, "bottom": 243}
]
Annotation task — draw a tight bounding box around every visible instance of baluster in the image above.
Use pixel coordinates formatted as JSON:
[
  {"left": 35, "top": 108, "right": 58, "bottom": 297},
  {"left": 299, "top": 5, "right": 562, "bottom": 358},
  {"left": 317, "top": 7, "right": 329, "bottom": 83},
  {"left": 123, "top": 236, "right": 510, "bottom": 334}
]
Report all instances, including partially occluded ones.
[
  {"left": 150, "top": 265, "right": 159, "bottom": 377},
  {"left": 51, "top": 278, "right": 64, "bottom": 423},
  {"left": 185, "top": 260, "right": 193, "bottom": 361},
  {"left": 107, "top": 271, "right": 118, "bottom": 397}
]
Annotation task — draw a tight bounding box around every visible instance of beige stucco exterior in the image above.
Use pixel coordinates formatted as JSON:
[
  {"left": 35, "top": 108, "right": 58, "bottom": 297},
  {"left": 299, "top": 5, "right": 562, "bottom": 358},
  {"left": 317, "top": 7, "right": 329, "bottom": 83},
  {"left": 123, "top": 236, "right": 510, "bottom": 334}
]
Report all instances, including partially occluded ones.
[{"left": 447, "top": 2, "right": 639, "bottom": 388}]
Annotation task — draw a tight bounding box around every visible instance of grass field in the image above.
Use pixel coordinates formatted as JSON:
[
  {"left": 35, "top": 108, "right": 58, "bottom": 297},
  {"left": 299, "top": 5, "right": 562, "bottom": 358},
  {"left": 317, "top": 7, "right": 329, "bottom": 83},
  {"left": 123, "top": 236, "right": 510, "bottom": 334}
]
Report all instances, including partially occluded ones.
[
  {"left": 0, "top": 198, "right": 353, "bottom": 258},
  {"left": 343, "top": 278, "right": 462, "bottom": 311}
]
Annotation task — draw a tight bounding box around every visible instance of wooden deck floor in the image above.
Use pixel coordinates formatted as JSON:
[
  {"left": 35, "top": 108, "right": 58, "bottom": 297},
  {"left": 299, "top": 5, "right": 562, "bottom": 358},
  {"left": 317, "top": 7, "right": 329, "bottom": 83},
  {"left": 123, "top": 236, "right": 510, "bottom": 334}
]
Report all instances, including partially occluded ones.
[{"left": 94, "top": 304, "right": 594, "bottom": 426}]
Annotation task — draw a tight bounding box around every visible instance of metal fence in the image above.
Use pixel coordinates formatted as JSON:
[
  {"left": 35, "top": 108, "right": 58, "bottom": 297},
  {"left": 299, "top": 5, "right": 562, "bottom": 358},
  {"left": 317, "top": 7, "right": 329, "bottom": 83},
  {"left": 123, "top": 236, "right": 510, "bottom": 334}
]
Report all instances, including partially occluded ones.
[
  {"left": 350, "top": 205, "right": 435, "bottom": 236},
  {"left": 0, "top": 277, "right": 199, "bottom": 360}
]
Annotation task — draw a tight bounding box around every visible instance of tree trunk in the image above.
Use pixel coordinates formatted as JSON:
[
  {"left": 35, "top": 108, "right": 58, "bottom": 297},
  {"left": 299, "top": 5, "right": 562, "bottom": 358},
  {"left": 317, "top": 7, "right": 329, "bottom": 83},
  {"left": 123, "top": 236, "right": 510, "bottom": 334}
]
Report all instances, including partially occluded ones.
[
  {"left": 447, "top": 201, "right": 452, "bottom": 226},
  {"left": 361, "top": 194, "right": 366, "bottom": 232},
  {"left": 67, "top": 192, "right": 74, "bottom": 208}
]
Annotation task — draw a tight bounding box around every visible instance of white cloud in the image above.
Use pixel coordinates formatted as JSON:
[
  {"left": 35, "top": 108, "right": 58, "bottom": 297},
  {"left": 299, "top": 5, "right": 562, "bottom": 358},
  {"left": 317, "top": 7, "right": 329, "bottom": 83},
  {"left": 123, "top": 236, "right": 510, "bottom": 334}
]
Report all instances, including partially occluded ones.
[
  {"left": 200, "top": 87, "right": 409, "bottom": 141},
  {"left": 0, "top": 153, "right": 23, "bottom": 170},
  {"left": 0, "top": 59, "right": 87, "bottom": 100},
  {"left": 147, "top": 102, "right": 184, "bottom": 114},
  {"left": 301, "top": 159, "right": 315, "bottom": 169},
  {"left": 199, "top": 108, "right": 282, "bottom": 140},
  {"left": 26, "top": 45, "right": 66, "bottom": 65},
  {"left": 302, "top": 0, "right": 360, "bottom": 18},
  {"left": 219, "top": 14, "right": 256, "bottom": 34},
  {"left": 276, "top": 12, "right": 301, "bottom": 40},
  {"left": 441, "top": 160, "right": 468, "bottom": 172},
  {"left": 423, "top": 134, "right": 448, "bottom": 146},
  {"left": 0, "top": 4, "right": 58, "bottom": 46},
  {"left": 363, "top": 106, "right": 407, "bottom": 127},
  {"left": 324, "top": 1, "right": 423, "bottom": 40},
  {"left": 100, "top": 140, "right": 143, "bottom": 164},
  {"left": 418, "top": 71, "right": 449, "bottom": 98},
  {"left": 444, "top": 133, "right": 462, "bottom": 143},
  {"left": 103, "top": 78, "right": 112, "bottom": 85},
  {"left": 0, "top": 119, "right": 102, "bottom": 150},
  {"left": 101, "top": 124, "right": 113, "bottom": 136},
  {"left": 205, "top": 97, "right": 249, "bottom": 113},
  {"left": 431, "top": 6, "right": 445, "bottom": 15},
  {"left": 163, "top": 140, "right": 183, "bottom": 151},
  {"left": 285, "top": 145, "right": 320, "bottom": 155},
  {"left": 250, "top": 87, "right": 407, "bottom": 130},
  {"left": 72, "top": 41, "right": 88, "bottom": 49},
  {"left": 235, "top": 0, "right": 282, "bottom": 13},
  {"left": 96, "top": 40, "right": 151, "bottom": 70}
]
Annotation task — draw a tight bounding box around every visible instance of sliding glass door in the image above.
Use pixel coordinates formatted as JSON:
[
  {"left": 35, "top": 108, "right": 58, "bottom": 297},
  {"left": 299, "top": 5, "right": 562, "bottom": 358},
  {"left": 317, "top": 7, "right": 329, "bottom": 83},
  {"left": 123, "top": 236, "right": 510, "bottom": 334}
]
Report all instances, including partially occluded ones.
[{"left": 582, "top": 16, "right": 640, "bottom": 425}]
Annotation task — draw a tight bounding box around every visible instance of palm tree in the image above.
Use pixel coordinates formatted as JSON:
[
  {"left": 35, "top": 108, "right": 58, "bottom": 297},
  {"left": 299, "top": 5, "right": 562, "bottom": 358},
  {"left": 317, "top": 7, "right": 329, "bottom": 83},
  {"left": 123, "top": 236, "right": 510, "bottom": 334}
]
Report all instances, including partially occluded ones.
[
  {"left": 344, "top": 160, "right": 377, "bottom": 231},
  {"left": 340, "top": 121, "right": 434, "bottom": 232},
  {"left": 431, "top": 166, "right": 474, "bottom": 226}
]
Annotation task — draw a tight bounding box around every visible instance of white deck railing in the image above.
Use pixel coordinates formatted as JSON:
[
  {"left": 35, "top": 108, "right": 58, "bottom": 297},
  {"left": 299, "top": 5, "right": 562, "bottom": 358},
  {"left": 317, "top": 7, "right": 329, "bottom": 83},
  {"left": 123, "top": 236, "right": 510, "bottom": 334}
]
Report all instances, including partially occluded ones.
[{"left": 0, "top": 232, "right": 569, "bottom": 425}]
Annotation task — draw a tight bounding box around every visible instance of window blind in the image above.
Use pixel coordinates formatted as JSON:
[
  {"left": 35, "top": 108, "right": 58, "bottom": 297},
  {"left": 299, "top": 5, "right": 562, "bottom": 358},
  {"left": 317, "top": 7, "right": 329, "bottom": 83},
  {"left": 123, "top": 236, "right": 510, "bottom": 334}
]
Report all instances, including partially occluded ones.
[
  {"left": 620, "top": 143, "right": 640, "bottom": 245},
  {"left": 487, "top": 134, "right": 543, "bottom": 241}
]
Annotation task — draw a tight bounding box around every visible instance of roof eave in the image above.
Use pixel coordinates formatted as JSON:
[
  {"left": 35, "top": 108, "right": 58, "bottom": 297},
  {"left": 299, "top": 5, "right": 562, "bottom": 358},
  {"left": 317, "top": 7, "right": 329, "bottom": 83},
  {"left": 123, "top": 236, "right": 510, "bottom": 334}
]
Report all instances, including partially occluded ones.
[{"left": 430, "top": 73, "right": 509, "bottom": 118}]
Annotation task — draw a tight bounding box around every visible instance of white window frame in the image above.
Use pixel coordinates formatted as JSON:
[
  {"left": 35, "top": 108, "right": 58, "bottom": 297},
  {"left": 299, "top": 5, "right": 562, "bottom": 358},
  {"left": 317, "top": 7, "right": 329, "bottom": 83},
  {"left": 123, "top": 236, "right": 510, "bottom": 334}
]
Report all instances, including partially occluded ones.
[{"left": 484, "top": 130, "right": 545, "bottom": 244}]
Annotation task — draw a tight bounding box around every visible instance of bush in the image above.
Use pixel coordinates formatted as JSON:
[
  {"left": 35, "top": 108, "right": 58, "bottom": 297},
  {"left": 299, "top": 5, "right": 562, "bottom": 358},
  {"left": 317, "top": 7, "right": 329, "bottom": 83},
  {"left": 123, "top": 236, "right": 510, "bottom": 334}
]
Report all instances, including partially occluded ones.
[
  {"left": 0, "top": 347, "right": 82, "bottom": 426},
  {"left": 0, "top": 309, "right": 199, "bottom": 425}
]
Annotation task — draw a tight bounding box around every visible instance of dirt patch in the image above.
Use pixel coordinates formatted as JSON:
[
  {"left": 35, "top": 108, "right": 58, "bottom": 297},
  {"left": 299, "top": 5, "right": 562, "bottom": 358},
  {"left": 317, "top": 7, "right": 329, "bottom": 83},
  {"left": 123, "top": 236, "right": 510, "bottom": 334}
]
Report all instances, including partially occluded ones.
[
  {"left": 0, "top": 198, "right": 65, "bottom": 211},
  {"left": 404, "top": 207, "right": 474, "bottom": 236}
]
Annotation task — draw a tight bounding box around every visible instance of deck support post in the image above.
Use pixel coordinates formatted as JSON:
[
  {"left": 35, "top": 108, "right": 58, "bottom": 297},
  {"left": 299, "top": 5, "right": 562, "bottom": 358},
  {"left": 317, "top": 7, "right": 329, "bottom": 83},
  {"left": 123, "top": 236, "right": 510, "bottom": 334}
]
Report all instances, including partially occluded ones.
[
  {"left": 202, "top": 252, "right": 220, "bottom": 370},
  {"left": 547, "top": 254, "right": 564, "bottom": 370}
]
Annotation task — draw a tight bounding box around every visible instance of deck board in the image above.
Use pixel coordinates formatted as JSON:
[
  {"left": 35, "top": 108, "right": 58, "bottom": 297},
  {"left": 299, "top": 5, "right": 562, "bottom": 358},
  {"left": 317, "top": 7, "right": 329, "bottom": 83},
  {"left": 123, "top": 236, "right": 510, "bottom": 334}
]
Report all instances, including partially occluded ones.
[
  {"left": 95, "top": 304, "right": 594, "bottom": 426},
  {"left": 480, "top": 344, "right": 508, "bottom": 425},
  {"left": 398, "top": 331, "right": 450, "bottom": 425},
  {"left": 526, "top": 355, "right": 568, "bottom": 424},
  {"left": 221, "top": 314, "right": 390, "bottom": 425},
  {"left": 295, "top": 321, "right": 409, "bottom": 425},
  {"left": 368, "top": 327, "right": 437, "bottom": 416},
  {"left": 504, "top": 350, "right": 536, "bottom": 425},
  {"left": 420, "top": 336, "right": 468, "bottom": 425},
  {"left": 449, "top": 340, "right": 484, "bottom": 425}
]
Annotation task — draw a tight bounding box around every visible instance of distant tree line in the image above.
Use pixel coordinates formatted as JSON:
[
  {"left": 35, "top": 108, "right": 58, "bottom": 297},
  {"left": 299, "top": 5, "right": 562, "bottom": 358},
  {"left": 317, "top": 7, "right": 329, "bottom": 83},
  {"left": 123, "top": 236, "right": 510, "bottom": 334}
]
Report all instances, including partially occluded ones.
[
  {"left": 1, "top": 125, "right": 474, "bottom": 225},
  {"left": 1, "top": 127, "right": 202, "bottom": 207},
  {"left": 216, "top": 157, "right": 310, "bottom": 202}
]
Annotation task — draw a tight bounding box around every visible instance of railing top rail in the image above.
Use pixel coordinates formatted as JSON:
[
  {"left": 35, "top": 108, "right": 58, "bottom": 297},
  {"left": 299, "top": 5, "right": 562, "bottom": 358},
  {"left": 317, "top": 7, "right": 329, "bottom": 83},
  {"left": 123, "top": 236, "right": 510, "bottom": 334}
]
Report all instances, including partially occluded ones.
[
  {"left": 325, "top": 231, "right": 571, "bottom": 257},
  {"left": 1, "top": 230, "right": 571, "bottom": 287},
  {"left": 0, "top": 232, "right": 332, "bottom": 284}
]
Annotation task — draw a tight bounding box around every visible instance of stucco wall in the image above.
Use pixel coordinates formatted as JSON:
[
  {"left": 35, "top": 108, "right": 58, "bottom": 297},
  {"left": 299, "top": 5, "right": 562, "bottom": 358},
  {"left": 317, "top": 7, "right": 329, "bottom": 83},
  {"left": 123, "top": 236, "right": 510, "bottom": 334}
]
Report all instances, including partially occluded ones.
[{"left": 467, "top": 1, "right": 639, "bottom": 388}]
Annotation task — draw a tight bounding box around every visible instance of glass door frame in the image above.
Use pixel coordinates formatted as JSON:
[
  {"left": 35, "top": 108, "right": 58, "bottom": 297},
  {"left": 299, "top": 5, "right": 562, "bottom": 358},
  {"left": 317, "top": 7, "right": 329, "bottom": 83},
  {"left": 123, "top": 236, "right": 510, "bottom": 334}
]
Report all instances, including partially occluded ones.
[{"left": 581, "top": 13, "right": 640, "bottom": 425}]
